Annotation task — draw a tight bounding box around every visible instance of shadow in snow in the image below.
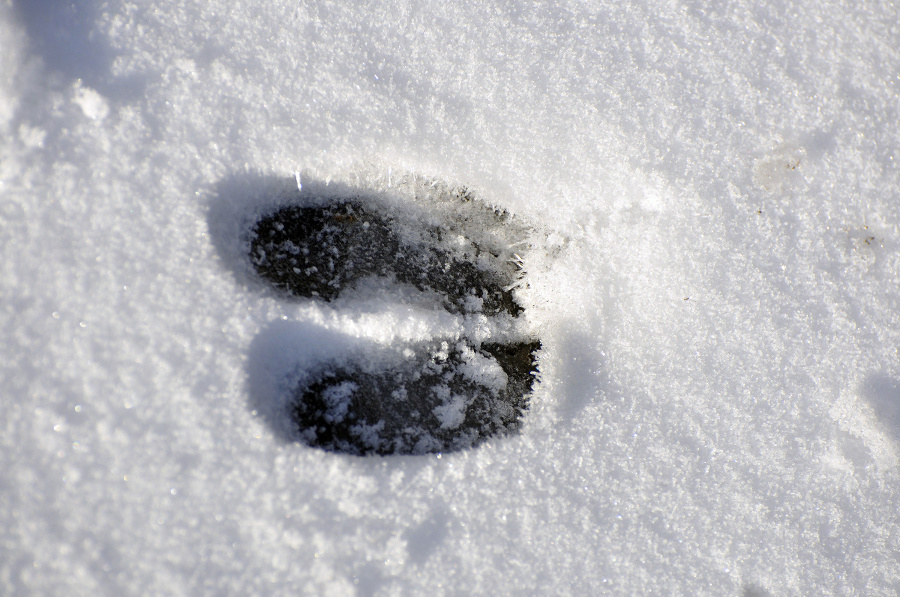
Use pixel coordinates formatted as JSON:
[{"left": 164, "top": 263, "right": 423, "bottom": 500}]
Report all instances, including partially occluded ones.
[
  {"left": 743, "top": 583, "right": 773, "bottom": 597},
  {"left": 404, "top": 507, "right": 450, "bottom": 565},
  {"left": 246, "top": 319, "right": 376, "bottom": 443},
  {"left": 13, "top": 0, "right": 145, "bottom": 100},
  {"left": 861, "top": 373, "right": 900, "bottom": 440},
  {"left": 205, "top": 171, "right": 304, "bottom": 300},
  {"left": 14, "top": 0, "right": 110, "bottom": 83},
  {"left": 552, "top": 323, "right": 613, "bottom": 422}
]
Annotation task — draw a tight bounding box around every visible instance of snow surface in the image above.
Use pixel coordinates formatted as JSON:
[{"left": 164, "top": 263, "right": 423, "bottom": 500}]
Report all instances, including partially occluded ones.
[{"left": 2, "top": 0, "right": 900, "bottom": 594}]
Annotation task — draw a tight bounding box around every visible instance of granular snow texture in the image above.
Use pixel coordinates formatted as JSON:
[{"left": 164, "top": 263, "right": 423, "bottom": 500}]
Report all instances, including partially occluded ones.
[{"left": 2, "top": 0, "right": 900, "bottom": 594}]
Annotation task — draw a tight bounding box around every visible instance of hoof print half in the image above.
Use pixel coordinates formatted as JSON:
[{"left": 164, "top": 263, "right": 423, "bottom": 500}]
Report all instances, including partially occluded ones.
[
  {"left": 292, "top": 340, "right": 541, "bottom": 456},
  {"left": 250, "top": 200, "right": 523, "bottom": 316}
]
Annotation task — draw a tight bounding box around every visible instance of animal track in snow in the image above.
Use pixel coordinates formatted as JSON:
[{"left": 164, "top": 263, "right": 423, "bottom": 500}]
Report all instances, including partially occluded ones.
[{"left": 247, "top": 176, "right": 540, "bottom": 456}]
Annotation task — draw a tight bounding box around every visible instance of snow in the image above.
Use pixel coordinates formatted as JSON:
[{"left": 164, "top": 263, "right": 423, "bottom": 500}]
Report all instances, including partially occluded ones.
[{"left": 2, "top": 0, "right": 900, "bottom": 594}]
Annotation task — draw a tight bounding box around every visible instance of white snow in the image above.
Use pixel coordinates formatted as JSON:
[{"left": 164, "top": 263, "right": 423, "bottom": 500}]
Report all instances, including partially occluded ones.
[
  {"left": 2, "top": 0, "right": 900, "bottom": 594},
  {"left": 71, "top": 81, "right": 110, "bottom": 121}
]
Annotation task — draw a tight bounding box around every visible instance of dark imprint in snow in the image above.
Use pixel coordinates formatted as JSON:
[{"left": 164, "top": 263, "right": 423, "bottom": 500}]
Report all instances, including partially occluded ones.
[
  {"left": 293, "top": 340, "right": 540, "bottom": 456},
  {"left": 250, "top": 201, "right": 523, "bottom": 316},
  {"left": 248, "top": 192, "right": 540, "bottom": 456}
]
